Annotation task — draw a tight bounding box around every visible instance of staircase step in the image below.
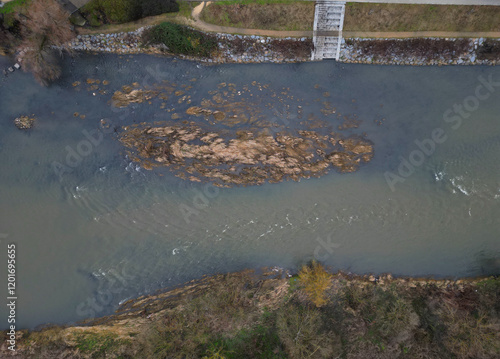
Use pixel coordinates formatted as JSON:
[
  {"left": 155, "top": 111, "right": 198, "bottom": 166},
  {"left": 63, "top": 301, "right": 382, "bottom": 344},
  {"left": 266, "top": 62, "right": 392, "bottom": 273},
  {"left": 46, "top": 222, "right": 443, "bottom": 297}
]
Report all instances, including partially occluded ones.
[{"left": 313, "top": 0, "right": 345, "bottom": 60}]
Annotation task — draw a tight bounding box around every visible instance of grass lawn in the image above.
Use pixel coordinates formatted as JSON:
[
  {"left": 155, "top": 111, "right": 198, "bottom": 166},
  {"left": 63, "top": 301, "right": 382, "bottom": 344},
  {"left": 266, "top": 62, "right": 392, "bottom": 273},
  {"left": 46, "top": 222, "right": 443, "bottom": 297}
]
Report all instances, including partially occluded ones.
[
  {"left": 200, "top": 1, "right": 315, "bottom": 31},
  {"left": 200, "top": 1, "right": 500, "bottom": 32},
  {"left": 344, "top": 3, "right": 500, "bottom": 32}
]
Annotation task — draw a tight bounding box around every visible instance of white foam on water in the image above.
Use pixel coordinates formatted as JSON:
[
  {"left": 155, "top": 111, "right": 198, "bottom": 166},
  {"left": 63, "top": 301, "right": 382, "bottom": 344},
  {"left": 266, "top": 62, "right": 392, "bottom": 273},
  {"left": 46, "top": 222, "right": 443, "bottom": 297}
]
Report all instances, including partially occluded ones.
[{"left": 434, "top": 171, "right": 445, "bottom": 181}]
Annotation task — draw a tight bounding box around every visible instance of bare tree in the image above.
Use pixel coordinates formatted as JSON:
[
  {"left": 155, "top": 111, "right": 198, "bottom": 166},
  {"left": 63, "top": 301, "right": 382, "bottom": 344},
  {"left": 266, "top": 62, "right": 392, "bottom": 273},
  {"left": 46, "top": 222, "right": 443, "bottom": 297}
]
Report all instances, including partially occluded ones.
[
  {"left": 16, "top": 0, "right": 75, "bottom": 86},
  {"left": 0, "top": 14, "right": 15, "bottom": 55}
]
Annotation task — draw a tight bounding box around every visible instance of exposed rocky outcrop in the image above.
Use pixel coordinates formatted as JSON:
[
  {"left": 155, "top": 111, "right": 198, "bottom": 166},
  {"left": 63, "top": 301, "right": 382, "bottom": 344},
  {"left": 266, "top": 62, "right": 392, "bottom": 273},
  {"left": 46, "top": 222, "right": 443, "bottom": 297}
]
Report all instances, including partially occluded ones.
[
  {"left": 13, "top": 116, "right": 35, "bottom": 130},
  {"left": 119, "top": 123, "right": 373, "bottom": 186}
]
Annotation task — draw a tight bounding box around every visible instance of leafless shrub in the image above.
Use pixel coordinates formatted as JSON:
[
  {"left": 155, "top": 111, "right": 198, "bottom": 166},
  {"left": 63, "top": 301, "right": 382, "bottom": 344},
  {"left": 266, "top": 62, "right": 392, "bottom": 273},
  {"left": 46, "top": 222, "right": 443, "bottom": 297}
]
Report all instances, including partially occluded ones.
[
  {"left": 223, "top": 36, "right": 253, "bottom": 55},
  {"left": 477, "top": 40, "right": 500, "bottom": 61},
  {"left": 269, "top": 38, "right": 313, "bottom": 58},
  {"left": 346, "top": 38, "right": 471, "bottom": 61}
]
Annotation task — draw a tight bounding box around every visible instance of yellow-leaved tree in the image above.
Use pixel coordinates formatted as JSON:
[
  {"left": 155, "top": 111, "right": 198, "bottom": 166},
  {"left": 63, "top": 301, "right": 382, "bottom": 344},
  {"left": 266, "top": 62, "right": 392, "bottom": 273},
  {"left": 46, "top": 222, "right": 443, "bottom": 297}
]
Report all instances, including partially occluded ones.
[{"left": 298, "top": 261, "right": 333, "bottom": 307}]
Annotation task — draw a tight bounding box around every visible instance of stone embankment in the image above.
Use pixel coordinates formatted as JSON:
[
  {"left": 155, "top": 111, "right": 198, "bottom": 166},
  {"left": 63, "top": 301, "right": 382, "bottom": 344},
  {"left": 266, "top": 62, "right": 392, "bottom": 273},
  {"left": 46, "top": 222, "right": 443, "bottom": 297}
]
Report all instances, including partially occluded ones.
[
  {"left": 68, "top": 27, "right": 312, "bottom": 63},
  {"left": 67, "top": 27, "right": 499, "bottom": 66},
  {"left": 340, "top": 37, "right": 499, "bottom": 66},
  {"left": 69, "top": 29, "right": 148, "bottom": 54}
]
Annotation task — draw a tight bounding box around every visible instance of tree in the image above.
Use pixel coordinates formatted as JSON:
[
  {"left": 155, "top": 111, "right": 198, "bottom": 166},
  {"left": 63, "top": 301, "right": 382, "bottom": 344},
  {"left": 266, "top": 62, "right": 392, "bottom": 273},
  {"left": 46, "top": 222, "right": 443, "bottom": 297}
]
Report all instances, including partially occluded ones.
[
  {"left": 298, "top": 261, "right": 333, "bottom": 307},
  {"left": 0, "top": 13, "right": 18, "bottom": 55},
  {"left": 16, "top": 0, "right": 75, "bottom": 86}
]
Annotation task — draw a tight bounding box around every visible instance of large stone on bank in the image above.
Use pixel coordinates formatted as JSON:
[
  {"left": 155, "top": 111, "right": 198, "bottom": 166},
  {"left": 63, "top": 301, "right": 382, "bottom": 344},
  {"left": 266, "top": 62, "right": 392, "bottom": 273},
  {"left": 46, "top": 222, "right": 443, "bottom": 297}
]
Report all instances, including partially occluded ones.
[{"left": 69, "top": 12, "right": 87, "bottom": 27}]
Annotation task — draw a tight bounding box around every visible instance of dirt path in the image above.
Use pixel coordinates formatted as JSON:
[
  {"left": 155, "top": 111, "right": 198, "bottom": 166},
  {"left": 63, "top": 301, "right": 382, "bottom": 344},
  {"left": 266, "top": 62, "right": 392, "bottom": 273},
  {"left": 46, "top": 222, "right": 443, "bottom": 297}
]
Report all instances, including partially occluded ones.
[{"left": 77, "top": 12, "right": 191, "bottom": 35}]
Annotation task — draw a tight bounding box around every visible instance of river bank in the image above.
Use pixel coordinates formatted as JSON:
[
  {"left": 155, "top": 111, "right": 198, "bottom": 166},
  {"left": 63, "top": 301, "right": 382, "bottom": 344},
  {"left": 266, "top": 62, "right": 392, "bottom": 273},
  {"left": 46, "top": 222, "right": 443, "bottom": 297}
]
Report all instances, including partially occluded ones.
[
  {"left": 1, "top": 267, "right": 499, "bottom": 358},
  {"left": 63, "top": 24, "right": 500, "bottom": 66},
  {"left": 340, "top": 37, "right": 500, "bottom": 66},
  {"left": 67, "top": 26, "right": 313, "bottom": 63}
]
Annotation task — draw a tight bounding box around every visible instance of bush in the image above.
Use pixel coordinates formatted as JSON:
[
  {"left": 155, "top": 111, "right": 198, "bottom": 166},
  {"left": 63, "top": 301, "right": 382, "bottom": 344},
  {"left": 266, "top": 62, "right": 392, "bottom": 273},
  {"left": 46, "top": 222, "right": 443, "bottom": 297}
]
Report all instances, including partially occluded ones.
[
  {"left": 346, "top": 38, "right": 472, "bottom": 61},
  {"left": 477, "top": 40, "right": 500, "bottom": 61},
  {"left": 276, "top": 303, "right": 342, "bottom": 358},
  {"left": 80, "top": 0, "right": 179, "bottom": 25},
  {"left": 144, "top": 22, "right": 217, "bottom": 57},
  {"left": 141, "top": 0, "right": 179, "bottom": 17},
  {"left": 0, "top": 16, "right": 15, "bottom": 53},
  {"left": 0, "top": 0, "right": 27, "bottom": 14},
  {"left": 81, "top": 0, "right": 141, "bottom": 24},
  {"left": 297, "top": 261, "right": 332, "bottom": 307},
  {"left": 440, "top": 307, "right": 500, "bottom": 359}
]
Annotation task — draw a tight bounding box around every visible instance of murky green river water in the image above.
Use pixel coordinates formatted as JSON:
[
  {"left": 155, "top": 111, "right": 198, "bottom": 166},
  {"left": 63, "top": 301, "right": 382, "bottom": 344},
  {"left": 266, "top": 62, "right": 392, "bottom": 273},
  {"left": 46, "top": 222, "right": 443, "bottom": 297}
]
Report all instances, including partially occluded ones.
[{"left": 0, "top": 54, "right": 499, "bottom": 329}]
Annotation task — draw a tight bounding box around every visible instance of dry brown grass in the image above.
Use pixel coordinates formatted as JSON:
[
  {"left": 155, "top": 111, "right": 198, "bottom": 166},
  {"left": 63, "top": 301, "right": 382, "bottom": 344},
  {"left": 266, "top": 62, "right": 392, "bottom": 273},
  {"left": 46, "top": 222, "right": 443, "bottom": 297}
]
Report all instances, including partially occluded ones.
[
  {"left": 201, "top": 1, "right": 315, "bottom": 31},
  {"left": 201, "top": 2, "right": 500, "bottom": 33},
  {"left": 344, "top": 4, "right": 500, "bottom": 32},
  {"left": 276, "top": 303, "right": 342, "bottom": 358},
  {"left": 3, "top": 273, "right": 500, "bottom": 359}
]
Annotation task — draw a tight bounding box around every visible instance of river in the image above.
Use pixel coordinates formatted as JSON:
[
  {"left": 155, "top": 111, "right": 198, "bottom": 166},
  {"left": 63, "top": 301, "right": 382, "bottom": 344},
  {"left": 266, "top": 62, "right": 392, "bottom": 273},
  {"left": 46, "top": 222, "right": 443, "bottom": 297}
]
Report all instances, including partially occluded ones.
[{"left": 0, "top": 53, "right": 499, "bottom": 329}]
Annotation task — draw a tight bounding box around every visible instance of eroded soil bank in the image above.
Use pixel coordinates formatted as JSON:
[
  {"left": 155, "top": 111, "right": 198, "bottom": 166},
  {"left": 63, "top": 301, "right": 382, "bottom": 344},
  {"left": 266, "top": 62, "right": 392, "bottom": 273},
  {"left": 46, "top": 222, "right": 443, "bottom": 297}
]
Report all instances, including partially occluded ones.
[{"left": 2, "top": 269, "right": 499, "bottom": 358}]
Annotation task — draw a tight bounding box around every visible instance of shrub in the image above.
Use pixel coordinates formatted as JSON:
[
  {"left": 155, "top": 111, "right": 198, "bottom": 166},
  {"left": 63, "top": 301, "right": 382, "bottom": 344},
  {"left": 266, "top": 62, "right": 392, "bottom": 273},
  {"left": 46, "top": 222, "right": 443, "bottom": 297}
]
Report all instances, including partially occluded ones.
[
  {"left": 347, "top": 38, "right": 472, "bottom": 61},
  {"left": 141, "top": 0, "right": 179, "bottom": 17},
  {"left": 81, "top": 0, "right": 141, "bottom": 24},
  {"left": 144, "top": 22, "right": 217, "bottom": 57},
  {"left": 0, "top": 17, "right": 15, "bottom": 53},
  {"left": 0, "top": 0, "right": 27, "bottom": 14},
  {"left": 80, "top": 0, "right": 179, "bottom": 25},
  {"left": 204, "top": 320, "right": 285, "bottom": 358},
  {"left": 477, "top": 40, "right": 500, "bottom": 61},
  {"left": 2, "top": 12, "right": 19, "bottom": 29},
  {"left": 369, "top": 290, "right": 418, "bottom": 340},
  {"left": 276, "top": 303, "right": 341, "bottom": 358},
  {"left": 441, "top": 308, "right": 500, "bottom": 359},
  {"left": 297, "top": 261, "right": 333, "bottom": 307}
]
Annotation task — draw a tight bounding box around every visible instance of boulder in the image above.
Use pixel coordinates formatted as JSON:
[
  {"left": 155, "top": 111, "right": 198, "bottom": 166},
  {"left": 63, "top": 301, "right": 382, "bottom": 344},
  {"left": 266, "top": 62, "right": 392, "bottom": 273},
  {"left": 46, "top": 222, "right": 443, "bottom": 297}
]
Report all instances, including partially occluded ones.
[{"left": 14, "top": 116, "right": 35, "bottom": 130}]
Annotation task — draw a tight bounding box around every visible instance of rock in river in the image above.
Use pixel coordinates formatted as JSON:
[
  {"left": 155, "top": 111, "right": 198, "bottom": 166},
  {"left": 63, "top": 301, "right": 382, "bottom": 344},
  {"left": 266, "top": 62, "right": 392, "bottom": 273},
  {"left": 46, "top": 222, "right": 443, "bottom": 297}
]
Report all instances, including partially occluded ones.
[{"left": 14, "top": 116, "right": 35, "bottom": 130}]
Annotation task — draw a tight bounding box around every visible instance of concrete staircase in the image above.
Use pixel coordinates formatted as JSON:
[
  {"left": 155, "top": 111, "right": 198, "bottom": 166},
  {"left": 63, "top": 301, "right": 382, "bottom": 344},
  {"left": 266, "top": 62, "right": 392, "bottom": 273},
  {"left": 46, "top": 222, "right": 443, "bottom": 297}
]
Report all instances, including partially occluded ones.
[{"left": 312, "top": 1, "right": 345, "bottom": 60}]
